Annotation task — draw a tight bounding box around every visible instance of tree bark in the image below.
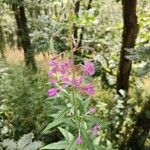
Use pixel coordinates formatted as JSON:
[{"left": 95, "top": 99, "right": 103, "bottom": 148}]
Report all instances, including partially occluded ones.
[
  {"left": 117, "top": 0, "right": 138, "bottom": 95},
  {"left": 0, "top": 24, "right": 5, "bottom": 59},
  {"left": 12, "top": 3, "right": 37, "bottom": 72},
  {"left": 73, "top": 0, "right": 93, "bottom": 53}
]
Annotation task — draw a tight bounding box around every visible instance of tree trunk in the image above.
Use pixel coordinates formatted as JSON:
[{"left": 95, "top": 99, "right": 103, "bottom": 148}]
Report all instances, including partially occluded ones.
[
  {"left": 117, "top": 0, "right": 138, "bottom": 95},
  {"left": 73, "top": 0, "right": 93, "bottom": 58},
  {"left": 73, "top": 0, "right": 81, "bottom": 53},
  {"left": 12, "top": 3, "right": 37, "bottom": 72},
  {"left": 0, "top": 24, "right": 5, "bottom": 59}
]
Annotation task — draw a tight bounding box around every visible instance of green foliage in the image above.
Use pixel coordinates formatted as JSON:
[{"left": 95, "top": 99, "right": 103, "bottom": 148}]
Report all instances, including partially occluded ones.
[
  {"left": 0, "top": 63, "right": 50, "bottom": 140},
  {"left": 3, "top": 0, "right": 24, "bottom": 5},
  {"left": 0, "top": 132, "right": 42, "bottom": 149},
  {"left": 0, "top": 0, "right": 150, "bottom": 149},
  {"left": 93, "top": 77, "right": 150, "bottom": 148},
  {"left": 126, "top": 46, "right": 150, "bottom": 77}
]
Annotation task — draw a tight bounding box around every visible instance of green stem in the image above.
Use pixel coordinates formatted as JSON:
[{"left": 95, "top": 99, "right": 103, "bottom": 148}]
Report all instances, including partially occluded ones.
[
  {"left": 68, "top": 0, "right": 76, "bottom": 112},
  {"left": 67, "top": 3, "right": 85, "bottom": 148},
  {"left": 67, "top": 0, "right": 79, "bottom": 127}
]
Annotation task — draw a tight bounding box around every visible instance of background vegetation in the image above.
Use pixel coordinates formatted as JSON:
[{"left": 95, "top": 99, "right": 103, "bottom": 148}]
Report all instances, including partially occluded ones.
[{"left": 0, "top": 0, "right": 150, "bottom": 149}]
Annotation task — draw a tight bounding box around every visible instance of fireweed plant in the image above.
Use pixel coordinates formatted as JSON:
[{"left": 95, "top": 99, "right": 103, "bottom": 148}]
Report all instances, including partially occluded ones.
[
  {"left": 42, "top": 57, "right": 105, "bottom": 150},
  {"left": 42, "top": 2, "right": 106, "bottom": 150}
]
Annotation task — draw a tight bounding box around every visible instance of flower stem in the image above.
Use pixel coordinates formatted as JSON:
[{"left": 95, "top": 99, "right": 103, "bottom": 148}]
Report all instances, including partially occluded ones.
[{"left": 68, "top": 0, "right": 76, "bottom": 113}]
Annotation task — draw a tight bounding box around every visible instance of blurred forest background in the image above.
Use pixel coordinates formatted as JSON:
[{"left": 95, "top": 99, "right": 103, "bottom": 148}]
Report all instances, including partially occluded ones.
[{"left": 0, "top": 0, "right": 150, "bottom": 149}]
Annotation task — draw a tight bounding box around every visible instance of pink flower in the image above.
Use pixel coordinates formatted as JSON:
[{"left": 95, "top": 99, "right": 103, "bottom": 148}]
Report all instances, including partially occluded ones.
[
  {"left": 76, "top": 135, "right": 82, "bottom": 145},
  {"left": 48, "top": 58, "right": 96, "bottom": 96},
  {"left": 59, "top": 68, "right": 67, "bottom": 75},
  {"left": 61, "top": 77, "right": 70, "bottom": 85},
  {"left": 83, "top": 61, "right": 95, "bottom": 76},
  {"left": 67, "top": 59, "right": 73, "bottom": 68},
  {"left": 61, "top": 60, "right": 72, "bottom": 69},
  {"left": 51, "top": 67, "right": 58, "bottom": 73},
  {"left": 82, "top": 83, "right": 95, "bottom": 95},
  {"left": 88, "top": 108, "right": 97, "bottom": 114},
  {"left": 48, "top": 67, "right": 58, "bottom": 77},
  {"left": 49, "top": 59, "right": 58, "bottom": 66},
  {"left": 48, "top": 88, "right": 58, "bottom": 97},
  {"left": 71, "top": 77, "right": 83, "bottom": 88},
  {"left": 59, "top": 59, "right": 73, "bottom": 75},
  {"left": 93, "top": 124, "right": 101, "bottom": 138}
]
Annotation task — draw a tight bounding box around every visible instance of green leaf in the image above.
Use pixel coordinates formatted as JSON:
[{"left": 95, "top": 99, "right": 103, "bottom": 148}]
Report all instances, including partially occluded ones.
[
  {"left": 50, "top": 107, "right": 68, "bottom": 119},
  {"left": 64, "top": 120, "right": 76, "bottom": 128},
  {"left": 66, "top": 138, "right": 77, "bottom": 150},
  {"left": 48, "top": 105, "right": 64, "bottom": 110},
  {"left": 137, "top": 62, "right": 150, "bottom": 77},
  {"left": 58, "top": 127, "right": 74, "bottom": 142},
  {"left": 93, "top": 136, "right": 101, "bottom": 146},
  {"left": 85, "top": 116, "right": 109, "bottom": 128},
  {"left": 41, "top": 141, "right": 68, "bottom": 149},
  {"left": 76, "top": 95, "right": 90, "bottom": 113},
  {"left": 43, "top": 118, "right": 65, "bottom": 134},
  {"left": 83, "top": 99, "right": 90, "bottom": 113},
  {"left": 81, "top": 128, "right": 96, "bottom": 150}
]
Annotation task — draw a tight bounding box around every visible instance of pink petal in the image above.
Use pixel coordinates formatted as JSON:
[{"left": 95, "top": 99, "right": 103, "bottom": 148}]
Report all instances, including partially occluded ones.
[
  {"left": 76, "top": 136, "right": 82, "bottom": 145},
  {"left": 48, "top": 88, "right": 58, "bottom": 97},
  {"left": 83, "top": 61, "right": 95, "bottom": 76},
  {"left": 88, "top": 108, "right": 97, "bottom": 114}
]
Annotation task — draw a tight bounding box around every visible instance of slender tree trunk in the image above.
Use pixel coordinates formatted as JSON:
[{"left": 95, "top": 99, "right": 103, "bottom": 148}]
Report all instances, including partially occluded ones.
[
  {"left": 0, "top": 24, "right": 5, "bottom": 59},
  {"left": 73, "top": 0, "right": 81, "bottom": 53},
  {"left": 12, "top": 4, "right": 37, "bottom": 72},
  {"left": 73, "top": 0, "right": 93, "bottom": 57},
  {"left": 0, "top": 3, "right": 5, "bottom": 59},
  {"left": 117, "top": 0, "right": 138, "bottom": 95}
]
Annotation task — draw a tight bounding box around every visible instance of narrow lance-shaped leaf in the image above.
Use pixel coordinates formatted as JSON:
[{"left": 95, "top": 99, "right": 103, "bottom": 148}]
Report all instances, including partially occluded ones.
[
  {"left": 41, "top": 141, "right": 69, "bottom": 150},
  {"left": 58, "top": 127, "right": 74, "bottom": 142},
  {"left": 81, "top": 128, "right": 96, "bottom": 150},
  {"left": 43, "top": 118, "right": 65, "bottom": 134}
]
